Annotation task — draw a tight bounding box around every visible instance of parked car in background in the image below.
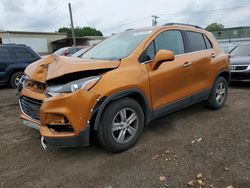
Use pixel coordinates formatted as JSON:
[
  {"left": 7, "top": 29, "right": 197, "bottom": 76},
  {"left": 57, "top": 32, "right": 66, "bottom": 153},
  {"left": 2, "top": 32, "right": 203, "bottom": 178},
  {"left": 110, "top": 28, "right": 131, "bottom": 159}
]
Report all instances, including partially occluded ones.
[
  {"left": 221, "top": 45, "right": 236, "bottom": 53},
  {"left": 53, "top": 46, "right": 84, "bottom": 57},
  {"left": 18, "top": 23, "right": 230, "bottom": 152},
  {"left": 229, "top": 43, "right": 250, "bottom": 82},
  {"left": 71, "top": 46, "right": 90, "bottom": 58},
  {"left": 0, "top": 44, "right": 40, "bottom": 88}
]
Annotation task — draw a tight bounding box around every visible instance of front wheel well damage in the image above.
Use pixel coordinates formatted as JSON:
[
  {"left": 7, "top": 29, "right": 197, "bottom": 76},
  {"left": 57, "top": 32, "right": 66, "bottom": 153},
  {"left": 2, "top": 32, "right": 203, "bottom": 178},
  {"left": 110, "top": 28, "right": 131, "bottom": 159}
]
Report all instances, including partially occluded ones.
[
  {"left": 121, "top": 93, "right": 149, "bottom": 123},
  {"left": 217, "top": 71, "right": 230, "bottom": 84},
  {"left": 89, "top": 90, "right": 152, "bottom": 136}
]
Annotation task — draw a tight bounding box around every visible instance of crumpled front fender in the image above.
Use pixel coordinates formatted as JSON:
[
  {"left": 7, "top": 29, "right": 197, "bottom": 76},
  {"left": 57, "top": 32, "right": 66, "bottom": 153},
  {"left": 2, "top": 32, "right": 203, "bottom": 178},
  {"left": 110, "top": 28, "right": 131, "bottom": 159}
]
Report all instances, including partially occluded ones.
[{"left": 39, "top": 90, "right": 100, "bottom": 138}]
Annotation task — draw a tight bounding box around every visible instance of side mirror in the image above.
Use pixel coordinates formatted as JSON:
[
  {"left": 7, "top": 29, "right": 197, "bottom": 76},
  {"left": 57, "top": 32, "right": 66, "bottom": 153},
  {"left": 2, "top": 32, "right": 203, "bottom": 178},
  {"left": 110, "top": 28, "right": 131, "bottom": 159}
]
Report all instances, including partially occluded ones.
[{"left": 152, "top": 50, "right": 174, "bottom": 70}]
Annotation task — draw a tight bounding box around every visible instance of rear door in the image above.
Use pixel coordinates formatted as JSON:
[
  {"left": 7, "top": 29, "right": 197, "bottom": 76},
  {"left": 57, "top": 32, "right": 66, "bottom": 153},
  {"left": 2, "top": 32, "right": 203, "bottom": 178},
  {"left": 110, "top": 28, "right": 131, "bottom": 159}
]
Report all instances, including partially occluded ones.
[
  {"left": 13, "top": 47, "right": 37, "bottom": 64},
  {"left": 184, "top": 31, "right": 214, "bottom": 93},
  {"left": 0, "top": 47, "right": 16, "bottom": 81}
]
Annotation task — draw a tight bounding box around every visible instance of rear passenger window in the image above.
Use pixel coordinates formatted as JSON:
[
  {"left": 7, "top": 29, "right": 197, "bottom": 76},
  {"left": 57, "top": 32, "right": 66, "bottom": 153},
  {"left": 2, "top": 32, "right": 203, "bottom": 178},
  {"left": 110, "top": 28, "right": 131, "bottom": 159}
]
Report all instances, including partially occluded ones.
[
  {"left": 186, "top": 31, "right": 206, "bottom": 52},
  {"left": 13, "top": 48, "right": 34, "bottom": 59},
  {"left": 0, "top": 47, "right": 12, "bottom": 59},
  {"left": 155, "top": 30, "right": 185, "bottom": 55},
  {"left": 203, "top": 35, "right": 212, "bottom": 49}
]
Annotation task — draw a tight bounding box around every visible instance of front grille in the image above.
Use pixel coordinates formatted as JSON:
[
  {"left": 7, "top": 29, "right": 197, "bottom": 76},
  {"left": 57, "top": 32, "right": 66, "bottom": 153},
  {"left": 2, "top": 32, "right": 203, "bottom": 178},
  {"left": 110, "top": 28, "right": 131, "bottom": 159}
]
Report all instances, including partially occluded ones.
[
  {"left": 19, "top": 97, "right": 42, "bottom": 120},
  {"left": 231, "top": 72, "right": 250, "bottom": 80},
  {"left": 231, "top": 65, "right": 248, "bottom": 71}
]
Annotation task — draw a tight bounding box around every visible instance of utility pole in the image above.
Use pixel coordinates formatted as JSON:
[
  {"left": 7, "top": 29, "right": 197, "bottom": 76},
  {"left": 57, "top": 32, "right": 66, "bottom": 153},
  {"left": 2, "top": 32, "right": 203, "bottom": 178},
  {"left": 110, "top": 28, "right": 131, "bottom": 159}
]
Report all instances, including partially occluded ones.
[
  {"left": 68, "top": 3, "right": 76, "bottom": 46},
  {"left": 152, "top": 15, "right": 159, "bottom": 26}
]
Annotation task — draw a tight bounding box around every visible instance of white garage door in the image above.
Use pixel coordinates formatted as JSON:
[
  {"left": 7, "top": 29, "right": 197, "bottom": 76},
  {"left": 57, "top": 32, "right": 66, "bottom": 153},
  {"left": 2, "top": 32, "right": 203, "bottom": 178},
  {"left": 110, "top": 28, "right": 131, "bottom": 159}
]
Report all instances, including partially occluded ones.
[{"left": 2, "top": 37, "right": 48, "bottom": 53}]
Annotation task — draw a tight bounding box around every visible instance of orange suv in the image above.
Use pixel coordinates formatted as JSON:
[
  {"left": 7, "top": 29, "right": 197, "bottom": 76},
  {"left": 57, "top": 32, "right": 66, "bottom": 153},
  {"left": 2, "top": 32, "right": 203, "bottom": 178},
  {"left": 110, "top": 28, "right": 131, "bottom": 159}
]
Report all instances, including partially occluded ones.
[{"left": 18, "top": 23, "right": 230, "bottom": 152}]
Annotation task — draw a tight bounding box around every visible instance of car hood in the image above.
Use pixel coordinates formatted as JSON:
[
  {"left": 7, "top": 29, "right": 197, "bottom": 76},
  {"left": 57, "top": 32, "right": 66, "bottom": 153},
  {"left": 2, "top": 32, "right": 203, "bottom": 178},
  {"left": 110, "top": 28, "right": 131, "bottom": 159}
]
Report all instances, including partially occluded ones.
[
  {"left": 25, "top": 55, "right": 120, "bottom": 83},
  {"left": 230, "top": 56, "right": 250, "bottom": 65}
]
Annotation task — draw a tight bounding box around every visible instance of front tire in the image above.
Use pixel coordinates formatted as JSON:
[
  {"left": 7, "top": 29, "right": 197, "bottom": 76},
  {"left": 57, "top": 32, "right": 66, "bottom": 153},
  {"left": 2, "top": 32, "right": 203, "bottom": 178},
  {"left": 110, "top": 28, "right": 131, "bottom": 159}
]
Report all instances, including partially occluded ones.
[
  {"left": 206, "top": 76, "right": 228, "bottom": 110},
  {"left": 10, "top": 71, "right": 24, "bottom": 88},
  {"left": 97, "top": 97, "right": 144, "bottom": 153}
]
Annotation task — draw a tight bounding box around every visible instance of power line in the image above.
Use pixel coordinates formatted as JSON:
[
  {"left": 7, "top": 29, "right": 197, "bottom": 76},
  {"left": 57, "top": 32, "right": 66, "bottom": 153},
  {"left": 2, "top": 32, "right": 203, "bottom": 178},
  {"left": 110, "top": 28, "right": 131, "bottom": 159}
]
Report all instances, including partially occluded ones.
[
  {"left": 199, "top": 19, "right": 250, "bottom": 28},
  {"left": 102, "top": 3, "right": 250, "bottom": 33},
  {"left": 157, "top": 4, "right": 250, "bottom": 16},
  {"left": 102, "top": 16, "right": 149, "bottom": 31}
]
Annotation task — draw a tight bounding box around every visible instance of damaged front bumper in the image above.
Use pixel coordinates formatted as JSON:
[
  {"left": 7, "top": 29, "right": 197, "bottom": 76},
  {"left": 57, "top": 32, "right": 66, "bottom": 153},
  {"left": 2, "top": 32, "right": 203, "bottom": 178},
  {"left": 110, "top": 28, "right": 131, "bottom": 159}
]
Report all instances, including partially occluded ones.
[
  {"left": 21, "top": 119, "right": 90, "bottom": 149},
  {"left": 40, "top": 127, "right": 90, "bottom": 149},
  {"left": 21, "top": 120, "right": 40, "bottom": 130},
  {"left": 19, "top": 88, "right": 100, "bottom": 148}
]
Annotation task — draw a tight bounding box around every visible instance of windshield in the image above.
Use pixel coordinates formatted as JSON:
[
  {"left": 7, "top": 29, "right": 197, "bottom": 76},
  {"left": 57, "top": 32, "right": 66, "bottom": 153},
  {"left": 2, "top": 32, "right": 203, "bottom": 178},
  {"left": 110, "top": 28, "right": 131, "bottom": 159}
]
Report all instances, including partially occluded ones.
[
  {"left": 230, "top": 44, "right": 250, "bottom": 56},
  {"left": 81, "top": 30, "right": 152, "bottom": 60}
]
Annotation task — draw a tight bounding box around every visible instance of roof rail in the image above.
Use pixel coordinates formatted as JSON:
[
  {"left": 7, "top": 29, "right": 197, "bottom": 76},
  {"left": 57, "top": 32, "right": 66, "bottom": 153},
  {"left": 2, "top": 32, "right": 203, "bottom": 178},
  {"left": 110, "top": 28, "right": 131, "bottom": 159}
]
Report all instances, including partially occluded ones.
[
  {"left": 163, "top": 23, "right": 203, "bottom": 29},
  {"left": 0, "top": 43, "right": 26, "bottom": 46},
  {"left": 125, "top": 28, "right": 134, "bottom": 31}
]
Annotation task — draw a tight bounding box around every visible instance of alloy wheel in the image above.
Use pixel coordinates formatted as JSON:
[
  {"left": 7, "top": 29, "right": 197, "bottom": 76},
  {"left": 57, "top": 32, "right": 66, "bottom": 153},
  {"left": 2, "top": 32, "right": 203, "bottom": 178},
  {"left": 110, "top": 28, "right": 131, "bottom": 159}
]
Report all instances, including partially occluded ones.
[
  {"left": 215, "top": 81, "right": 226, "bottom": 104},
  {"left": 111, "top": 108, "right": 138, "bottom": 144},
  {"left": 15, "top": 75, "right": 23, "bottom": 87}
]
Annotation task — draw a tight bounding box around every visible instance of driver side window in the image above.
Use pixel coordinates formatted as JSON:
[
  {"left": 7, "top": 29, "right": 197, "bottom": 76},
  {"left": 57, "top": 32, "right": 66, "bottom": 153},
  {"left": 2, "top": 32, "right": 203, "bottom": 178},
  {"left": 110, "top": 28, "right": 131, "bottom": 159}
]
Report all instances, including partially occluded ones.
[{"left": 145, "top": 30, "right": 185, "bottom": 61}]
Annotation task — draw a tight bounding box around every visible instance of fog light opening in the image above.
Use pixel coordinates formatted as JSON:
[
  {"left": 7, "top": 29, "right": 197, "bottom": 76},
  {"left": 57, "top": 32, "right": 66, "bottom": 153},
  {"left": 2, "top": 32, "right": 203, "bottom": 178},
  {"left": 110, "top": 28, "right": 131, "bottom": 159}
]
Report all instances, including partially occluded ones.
[{"left": 47, "top": 124, "right": 74, "bottom": 133}]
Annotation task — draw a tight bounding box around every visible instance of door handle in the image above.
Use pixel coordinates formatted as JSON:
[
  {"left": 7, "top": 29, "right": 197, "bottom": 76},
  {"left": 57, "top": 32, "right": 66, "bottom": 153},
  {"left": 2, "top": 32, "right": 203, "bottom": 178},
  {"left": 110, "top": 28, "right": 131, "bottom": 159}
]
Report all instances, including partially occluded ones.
[
  {"left": 183, "top": 62, "right": 192, "bottom": 67},
  {"left": 211, "top": 53, "right": 216, "bottom": 58}
]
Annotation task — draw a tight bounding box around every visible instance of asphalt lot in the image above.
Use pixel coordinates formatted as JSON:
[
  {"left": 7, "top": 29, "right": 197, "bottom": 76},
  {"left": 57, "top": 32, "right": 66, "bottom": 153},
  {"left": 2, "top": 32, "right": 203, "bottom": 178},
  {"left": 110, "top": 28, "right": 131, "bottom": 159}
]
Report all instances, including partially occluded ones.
[{"left": 0, "top": 83, "right": 249, "bottom": 188}]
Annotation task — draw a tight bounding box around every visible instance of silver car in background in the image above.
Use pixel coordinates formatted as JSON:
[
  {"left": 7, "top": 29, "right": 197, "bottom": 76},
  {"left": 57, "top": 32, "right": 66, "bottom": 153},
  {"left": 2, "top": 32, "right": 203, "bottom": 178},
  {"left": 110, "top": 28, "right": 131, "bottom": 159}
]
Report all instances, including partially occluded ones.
[{"left": 229, "top": 43, "right": 250, "bottom": 82}]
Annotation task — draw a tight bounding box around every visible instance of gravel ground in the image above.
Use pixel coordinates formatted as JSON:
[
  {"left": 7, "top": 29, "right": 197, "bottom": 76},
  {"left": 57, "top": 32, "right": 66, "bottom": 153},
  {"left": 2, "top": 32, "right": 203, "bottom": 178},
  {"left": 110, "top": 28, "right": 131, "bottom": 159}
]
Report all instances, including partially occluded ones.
[{"left": 0, "top": 83, "right": 249, "bottom": 188}]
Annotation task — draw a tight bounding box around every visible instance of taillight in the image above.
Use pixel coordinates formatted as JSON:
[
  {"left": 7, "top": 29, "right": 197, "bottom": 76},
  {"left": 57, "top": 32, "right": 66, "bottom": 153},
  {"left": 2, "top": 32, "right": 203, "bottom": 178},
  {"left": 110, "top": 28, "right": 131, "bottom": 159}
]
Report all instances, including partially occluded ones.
[{"left": 64, "top": 50, "right": 70, "bottom": 56}]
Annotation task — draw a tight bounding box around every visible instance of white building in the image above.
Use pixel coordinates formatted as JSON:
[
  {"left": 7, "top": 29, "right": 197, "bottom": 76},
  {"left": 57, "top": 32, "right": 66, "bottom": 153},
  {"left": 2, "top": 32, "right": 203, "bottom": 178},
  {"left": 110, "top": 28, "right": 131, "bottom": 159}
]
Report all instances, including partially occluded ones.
[{"left": 0, "top": 31, "right": 105, "bottom": 55}]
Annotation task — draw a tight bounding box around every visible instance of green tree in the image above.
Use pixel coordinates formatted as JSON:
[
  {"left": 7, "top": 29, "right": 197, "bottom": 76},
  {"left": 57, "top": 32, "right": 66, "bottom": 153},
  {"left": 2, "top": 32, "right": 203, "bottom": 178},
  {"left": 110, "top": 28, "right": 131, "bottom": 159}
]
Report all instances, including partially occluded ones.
[
  {"left": 205, "top": 23, "right": 225, "bottom": 32},
  {"left": 58, "top": 27, "right": 70, "bottom": 34},
  {"left": 58, "top": 26, "right": 103, "bottom": 36}
]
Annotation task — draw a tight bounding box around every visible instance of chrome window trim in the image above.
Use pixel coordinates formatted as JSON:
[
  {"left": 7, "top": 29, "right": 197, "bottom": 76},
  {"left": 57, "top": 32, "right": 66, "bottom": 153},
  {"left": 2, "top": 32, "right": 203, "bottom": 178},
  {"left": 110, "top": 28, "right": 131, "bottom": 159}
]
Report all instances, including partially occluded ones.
[{"left": 141, "top": 49, "right": 211, "bottom": 64}]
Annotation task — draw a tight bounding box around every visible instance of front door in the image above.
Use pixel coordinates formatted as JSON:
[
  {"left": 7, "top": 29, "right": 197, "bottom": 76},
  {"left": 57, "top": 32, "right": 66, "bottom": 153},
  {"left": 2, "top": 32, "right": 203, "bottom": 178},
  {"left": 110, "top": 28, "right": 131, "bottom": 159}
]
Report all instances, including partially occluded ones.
[{"left": 145, "top": 30, "right": 194, "bottom": 112}]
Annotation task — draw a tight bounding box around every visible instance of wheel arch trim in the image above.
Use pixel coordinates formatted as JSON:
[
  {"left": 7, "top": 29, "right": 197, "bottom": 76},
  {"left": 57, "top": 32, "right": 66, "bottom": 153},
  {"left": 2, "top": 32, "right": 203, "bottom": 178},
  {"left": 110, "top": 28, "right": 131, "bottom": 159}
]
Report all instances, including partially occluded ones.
[
  {"left": 215, "top": 69, "right": 231, "bottom": 84},
  {"left": 93, "top": 88, "right": 152, "bottom": 130}
]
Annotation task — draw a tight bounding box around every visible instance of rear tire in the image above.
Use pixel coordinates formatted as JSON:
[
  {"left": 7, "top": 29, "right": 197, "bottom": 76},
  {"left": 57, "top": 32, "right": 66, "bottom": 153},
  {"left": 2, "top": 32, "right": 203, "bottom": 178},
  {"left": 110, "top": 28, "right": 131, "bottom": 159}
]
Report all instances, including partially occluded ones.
[
  {"left": 10, "top": 71, "right": 24, "bottom": 88},
  {"left": 97, "top": 97, "right": 144, "bottom": 153},
  {"left": 206, "top": 76, "right": 228, "bottom": 110}
]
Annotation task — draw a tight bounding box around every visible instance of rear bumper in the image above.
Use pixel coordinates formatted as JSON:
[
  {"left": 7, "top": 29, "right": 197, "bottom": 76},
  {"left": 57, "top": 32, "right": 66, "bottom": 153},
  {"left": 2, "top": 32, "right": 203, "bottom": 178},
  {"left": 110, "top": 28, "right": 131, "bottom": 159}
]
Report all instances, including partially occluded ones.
[
  {"left": 0, "top": 79, "right": 8, "bottom": 85},
  {"left": 231, "top": 72, "right": 250, "bottom": 82}
]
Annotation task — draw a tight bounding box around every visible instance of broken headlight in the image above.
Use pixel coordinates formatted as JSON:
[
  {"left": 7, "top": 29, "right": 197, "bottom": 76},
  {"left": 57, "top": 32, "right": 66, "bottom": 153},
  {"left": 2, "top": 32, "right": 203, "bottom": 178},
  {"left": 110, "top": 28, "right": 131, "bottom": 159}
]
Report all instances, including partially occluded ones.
[
  {"left": 46, "top": 76, "right": 101, "bottom": 97},
  {"left": 17, "top": 75, "right": 29, "bottom": 93}
]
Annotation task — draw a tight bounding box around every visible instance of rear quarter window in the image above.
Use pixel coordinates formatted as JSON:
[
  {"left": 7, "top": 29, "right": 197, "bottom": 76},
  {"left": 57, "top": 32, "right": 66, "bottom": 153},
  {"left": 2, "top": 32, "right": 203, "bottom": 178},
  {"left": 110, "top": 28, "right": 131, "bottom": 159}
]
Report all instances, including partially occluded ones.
[
  {"left": 0, "top": 47, "right": 12, "bottom": 59},
  {"left": 186, "top": 31, "right": 206, "bottom": 52},
  {"left": 13, "top": 47, "right": 34, "bottom": 59}
]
